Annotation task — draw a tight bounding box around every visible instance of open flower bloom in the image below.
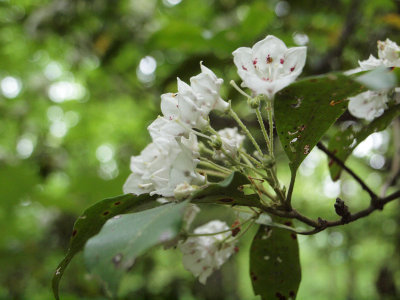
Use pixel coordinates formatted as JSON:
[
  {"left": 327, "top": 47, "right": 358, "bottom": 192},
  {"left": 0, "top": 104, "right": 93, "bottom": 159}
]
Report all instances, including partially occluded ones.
[
  {"left": 213, "top": 127, "right": 245, "bottom": 160},
  {"left": 347, "top": 39, "right": 400, "bottom": 120},
  {"left": 179, "top": 220, "right": 236, "bottom": 284},
  {"left": 161, "top": 64, "right": 228, "bottom": 130},
  {"left": 233, "top": 35, "right": 307, "bottom": 99},
  {"left": 348, "top": 90, "right": 388, "bottom": 121},
  {"left": 123, "top": 134, "right": 204, "bottom": 197}
]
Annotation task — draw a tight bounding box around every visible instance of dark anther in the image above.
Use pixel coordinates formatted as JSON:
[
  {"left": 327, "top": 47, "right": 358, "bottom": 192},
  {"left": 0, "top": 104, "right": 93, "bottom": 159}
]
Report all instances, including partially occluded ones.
[{"left": 334, "top": 198, "right": 351, "bottom": 222}]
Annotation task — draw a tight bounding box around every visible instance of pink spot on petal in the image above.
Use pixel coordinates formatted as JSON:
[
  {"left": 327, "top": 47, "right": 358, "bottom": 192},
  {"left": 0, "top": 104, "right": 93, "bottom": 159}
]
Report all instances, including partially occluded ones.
[
  {"left": 252, "top": 58, "right": 258, "bottom": 66},
  {"left": 242, "top": 65, "right": 248, "bottom": 71},
  {"left": 290, "top": 66, "right": 296, "bottom": 72},
  {"left": 280, "top": 58, "right": 284, "bottom": 64}
]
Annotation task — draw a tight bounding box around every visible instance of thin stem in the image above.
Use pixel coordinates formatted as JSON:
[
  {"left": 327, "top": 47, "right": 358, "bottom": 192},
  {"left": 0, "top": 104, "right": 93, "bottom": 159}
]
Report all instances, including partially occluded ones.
[
  {"left": 266, "top": 100, "right": 274, "bottom": 157},
  {"left": 229, "top": 107, "right": 263, "bottom": 157},
  {"left": 231, "top": 218, "right": 256, "bottom": 241},
  {"left": 198, "top": 158, "right": 231, "bottom": 174},
  {"left": 187, "top": 214, "right": 256, "bottom": 238},
  {"left": 285, "top": 172, "right": 296, "bottom": 209},
  {"left": 255, "top": 107, "right": 272, "bottom": 154},
  {"left": 230, "top": 80, "right": 251, "bottom": 98},
  {"left": 199, "top": 145, "right": 215, "bottom": 156},
  {"left": 196, "top": 168, "right": 227, "bottom": 178},
  {"left": 240, "top": 152, "right": 254, "bottom": 168},
  {"left": 239, "top": 150, "right": 263, "bottom": 166},
  {"left": 317, "top": 142, "right": 377, "bottom": 199}
]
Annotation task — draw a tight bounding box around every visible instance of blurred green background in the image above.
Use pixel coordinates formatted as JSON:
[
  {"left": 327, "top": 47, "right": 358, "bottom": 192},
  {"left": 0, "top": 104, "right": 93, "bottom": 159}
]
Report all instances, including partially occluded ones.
[{"left": 1, "top": 0, "right": 400, "bottom": 299}]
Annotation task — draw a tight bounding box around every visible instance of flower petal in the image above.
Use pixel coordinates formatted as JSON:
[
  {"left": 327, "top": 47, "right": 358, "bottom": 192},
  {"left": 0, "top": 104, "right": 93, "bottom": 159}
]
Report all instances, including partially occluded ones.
[
  {"left": 348, "top": 91, "right": 388, "bottom": 121},
  {"left": 282, "top": 46, "right": 307, "bottom": 77},
  {"left": 252, "top": 35, "right": 287, "bottom": 69}
]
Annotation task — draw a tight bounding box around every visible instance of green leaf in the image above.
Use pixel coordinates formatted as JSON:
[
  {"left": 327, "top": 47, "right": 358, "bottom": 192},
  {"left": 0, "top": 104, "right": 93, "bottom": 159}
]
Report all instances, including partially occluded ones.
[
  {"left": 356, "top": 66, "right": 397, "bottom": 91},
  {"left": 275, "top": 73, "right": 366, "bottom": 172},
  {"left": 52, "top": 193, "right": 158, "bottom": 300},
  {"left": 328, "top": 103, "right": 400, "bottom": 181},
  {"left": 84, "top": 201, "right": 187, "bottom": 296},
  {"left": 191, "top": 171, "right": 260, "bottom": 207},
  {"left": 250, "top": 221, "right": 301, "bottom": 300}
]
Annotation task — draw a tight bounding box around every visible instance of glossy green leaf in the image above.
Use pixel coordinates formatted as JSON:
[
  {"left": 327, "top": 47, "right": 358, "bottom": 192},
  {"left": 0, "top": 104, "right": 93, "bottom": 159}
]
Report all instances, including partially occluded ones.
[
  {"left": 191, "top": 171, "right": 260, "bottom": 207},
  {"left": 84, "top": 201, "right": 187, "bottom": 296},
  {"left": 52, "top": 193, "right": 158, "bottom": 300},
  {"left": 328, "top": 103, "right": 400, "bottom": 181},
  {"left": 275, "top": 73, "right": 366, "bottom": 172},
  {"left": 250, "top": 221, "right": 301, "bottom": 300}
]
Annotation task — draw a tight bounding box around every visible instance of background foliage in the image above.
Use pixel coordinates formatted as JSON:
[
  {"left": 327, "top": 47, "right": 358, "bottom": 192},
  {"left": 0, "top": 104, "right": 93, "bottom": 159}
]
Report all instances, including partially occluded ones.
[{"left": 1, "top": 0, "right": 400, "bottom": 299}]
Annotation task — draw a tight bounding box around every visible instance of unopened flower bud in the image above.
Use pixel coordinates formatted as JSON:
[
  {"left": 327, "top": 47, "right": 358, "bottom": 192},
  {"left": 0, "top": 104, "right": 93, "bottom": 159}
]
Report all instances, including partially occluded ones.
[{"left": 247, "top": 97, "right": 260, "bottom": 109}]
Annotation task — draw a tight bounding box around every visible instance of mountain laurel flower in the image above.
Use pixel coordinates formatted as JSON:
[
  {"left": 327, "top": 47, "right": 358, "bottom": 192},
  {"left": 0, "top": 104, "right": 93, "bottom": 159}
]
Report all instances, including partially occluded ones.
[
  {"left": 233, "top": 35, "right": 307, "bottom": 99},
  {"left": 346, "top": 38, "right": 399, "bottom": 120},
  {"left": 161, "top": 81, "right": 209, "bottom": 130},
  {"left": 161, "top": 64, "right": 228, "bottom": 130},
  {"left": 358, "top": 38, "right": 400, "bottom": 70},
  {"left": 123, "top": 134, "right": 204, "bottom": 197},
  {"left": 213, "top": 127, "right": 245, "bottom": 160},
  {"left": 190, "top": 63, "right": 230, "bottom": 113},
  {"left": 348, "top": 90, "right": 388, "bottom": 121},
  {"left": 179, "top": 220, "right": 236, "bottom": 284},
  {"left": 148, "top": 116, "right": 188, "bottom": 140}
]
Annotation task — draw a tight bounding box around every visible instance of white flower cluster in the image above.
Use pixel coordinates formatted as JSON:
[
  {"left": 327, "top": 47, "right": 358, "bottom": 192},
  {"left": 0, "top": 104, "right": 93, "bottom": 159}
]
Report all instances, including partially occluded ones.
[
  {"left": 179, "top": 220, "right": 236, "bottom": 284},
  {"left": 348, "top": 39, "right": 400, "bottom": 121},
  {"left": 123, "top": 63, "right": 229, "bottom": 197}
]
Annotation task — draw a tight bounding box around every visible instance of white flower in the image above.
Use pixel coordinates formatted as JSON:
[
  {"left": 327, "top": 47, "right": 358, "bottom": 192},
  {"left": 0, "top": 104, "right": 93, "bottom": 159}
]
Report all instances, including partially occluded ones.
[
  {"left": 213, "top": 127, "right": 245, "bottom": 160},
  {"left": 358, "top": 55, "right": 383, "bottom": 71},
  {"left": 123, "top": 134, "right": 204, "bottom": 197},
  {"left": 148, "top": 116, "right": 188, "bottom": 140},
  {"left": 190, "top": 63, "right": 229, "bottom": 113},
  {"left": 161, "top": 81, "right": 209, "bottom": 130},
  {"left": 347, "top": 39, "right": 399, "bottom": 120},
  {"left": 161, "top": 65, "right": 229, "bottom": 130},
  {"left": 179, "top": 220, "right": 236, "bottom": 284},
  {"left": 348, "top": 90, "right": 388, "bottom": 121},
  {"left": 378, "top": 38, "right": 400, "bottom": 65},
  {"left": 233, "top": 35, "right": 307, "bottom": 99},
  {"left": 358, "top": 38, "right": 400, "bottom": 70}
]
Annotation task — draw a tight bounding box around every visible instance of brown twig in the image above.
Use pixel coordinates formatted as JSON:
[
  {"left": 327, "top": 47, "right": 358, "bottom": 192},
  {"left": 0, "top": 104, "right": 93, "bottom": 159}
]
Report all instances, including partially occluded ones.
[
  {"left": 316, "top": 142, "right": 378, "bottom": 200},
  {"left": 258, "top": 190, "right": 400, "bottom": 235}
]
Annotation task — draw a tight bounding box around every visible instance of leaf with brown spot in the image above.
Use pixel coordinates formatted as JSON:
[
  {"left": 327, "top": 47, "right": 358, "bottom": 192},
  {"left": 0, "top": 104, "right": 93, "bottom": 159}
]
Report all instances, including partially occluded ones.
[
  {"left": 250, "top": 221, "right": 301, "bottom": 300},
  {"left": 275, "top": 72, "right": 366, "bottom": 173},
  {"left": 84, "top": 201, "right": 188, "bottom": 296},
  {"left": 52, "top": 193, "right": 159, "bottom": 300}
]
